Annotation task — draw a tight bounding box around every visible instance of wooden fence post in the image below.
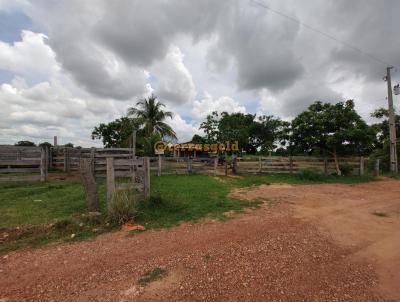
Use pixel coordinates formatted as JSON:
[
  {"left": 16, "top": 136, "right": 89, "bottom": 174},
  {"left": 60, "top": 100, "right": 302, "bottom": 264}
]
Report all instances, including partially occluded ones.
[
  {"left": 158, "top": 155, "right": 162, "bottom": 176},
  {"left": 143, "top": 157, "right": 150, "bottom": 200},
  {"left": 258, "top": 156, "right": 262, "bottom": 173},
  {"left": 80, "top": 158, "right": 99, "bottom": 212},
  {"left": 106, "top": 157, "right": 115, "bottom": 206},
  {"left": 323, "top": 157, "right": 328, "bottom": 176},
  {"left": 40, "top": 147, "right": 48, "bottom": 181},
  {"left": 374, "top": 159, "right": 380, "bottom": 176},
  {"left": 187, "top": 157, "right": 192, "bottom": 173},
  {"left": 90, "top": 147, "right": 95, "bottom": 175},
  {"left": 359, "top": 156, "right": 365, "bottom": 176},
  {"left": 214, "top": 157, "right": 218, "bottom": 176},
  {"left": 48, "top": 146, "right": 53, "bottom": 169},
  {"left": 232, "top": 155, "right": 237, "bottom": 175},
  {"left": 289, "top": 155, "right": 293, "bottom": 174},
  {"left": 64, "top": 148, "right": 70, "bottom": 174}
]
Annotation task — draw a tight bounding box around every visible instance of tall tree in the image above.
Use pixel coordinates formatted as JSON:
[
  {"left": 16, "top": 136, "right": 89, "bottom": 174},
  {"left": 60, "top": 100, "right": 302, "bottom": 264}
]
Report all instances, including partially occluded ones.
[
  {"left": 127, "top": 94, "right": 176, "bottom": 139},
  {"left": 217, "top": 112, "right": 255, "bottom": 152},
  {"left": 250, "top": 115, "right": 290, "bottom": 154},
  {"left": 291, "top": 100, "right": 374, "bottom": 175},
  {"left": 92, "top": 117, "right": 139, "bottom": 148},
  {"left": 199, "top": 111, "right": 219, "bottom": 143},
  {"left": 198, "top": 112, "right": 288, "bottom": 154}
]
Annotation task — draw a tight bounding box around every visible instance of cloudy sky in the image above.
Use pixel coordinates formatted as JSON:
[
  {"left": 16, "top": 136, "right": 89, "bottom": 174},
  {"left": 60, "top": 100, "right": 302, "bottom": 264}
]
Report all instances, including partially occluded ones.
[{"left": 1, "top": 0, "right": 399, "bottom": 146}]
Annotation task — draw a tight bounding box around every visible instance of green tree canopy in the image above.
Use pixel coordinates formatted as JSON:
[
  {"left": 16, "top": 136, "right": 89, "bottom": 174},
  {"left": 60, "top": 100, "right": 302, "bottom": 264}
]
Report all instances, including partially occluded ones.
[
  {"left": 199, "top": 111, "right": 287, "bottom": 154},
  {"left": 15, "top": 141, "right": 36, "bottom": 146},
  {"left": 291, "top": 100, "right": 375, "bottom": 175},
  {"left": 92, "top": 117, "right": 139, "bottom": 148},
  {"left": 127, "top": 94, "right": 176, "bottom": 139}
]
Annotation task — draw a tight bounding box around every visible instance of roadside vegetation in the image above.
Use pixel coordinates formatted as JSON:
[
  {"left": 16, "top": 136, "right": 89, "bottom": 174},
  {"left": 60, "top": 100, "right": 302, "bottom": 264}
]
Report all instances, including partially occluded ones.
[{"left": 0, "top": 172, "right": 377, "bottom": 253}]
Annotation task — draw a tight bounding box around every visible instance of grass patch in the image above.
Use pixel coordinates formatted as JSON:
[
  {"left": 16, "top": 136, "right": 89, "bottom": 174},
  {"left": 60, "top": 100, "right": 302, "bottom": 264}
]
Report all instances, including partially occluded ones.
[
  {"left": 371, "top": 211, "right": 389, "bottom": 217},
  {"left": 138, "top": 267, "right": 167, "bottom": 286},
  {"left": 0, "top": 172, "right": 376, "bottom": 252},
  {"left": 0, "top": 180, "right": 107, "bottom": 228},
  {"left": 225, "top": 171, "right": 375, "bottom": 188},
  {"left": 135, "top": 175, "right": 261, "bottom": 229},
  {"left": 0, "top": 213, "right": 114, "bottom": 253}
]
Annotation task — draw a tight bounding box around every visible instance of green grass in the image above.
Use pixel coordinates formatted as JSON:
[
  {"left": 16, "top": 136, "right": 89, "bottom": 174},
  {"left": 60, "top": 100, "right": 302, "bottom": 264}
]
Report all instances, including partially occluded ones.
[
  {"left": 225, "top": 171, "right": 376, "bottom": 188},
  {"left": 135, "top": 175, "right": 260, "bottom": 229},
  {"left": 0, "top": 181, "right": 107, "bottom": 228},
  {"left": 0, "top": 172, "right": 376, "bottom": 252}
]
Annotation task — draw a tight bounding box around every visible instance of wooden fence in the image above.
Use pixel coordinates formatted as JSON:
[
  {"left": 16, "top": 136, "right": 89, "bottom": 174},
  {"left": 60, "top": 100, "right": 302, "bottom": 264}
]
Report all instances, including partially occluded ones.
[
  {"left": 150, "top": 155, "right": 372, "bottom": 176},
  {"left": 0, "top": 145, "right": 381, "bottom": 183},
  {"left": 51, "top": 147, "right": 136, "bottom": 177},
  {"left": 0, "top": 145, "right": 48, "bottom": 182},
  {"left": 106, "top": 157, "right": 150, "bottom": 203},
  {"left": 51, "top": 147, "right": 150, "bottom": 201}
]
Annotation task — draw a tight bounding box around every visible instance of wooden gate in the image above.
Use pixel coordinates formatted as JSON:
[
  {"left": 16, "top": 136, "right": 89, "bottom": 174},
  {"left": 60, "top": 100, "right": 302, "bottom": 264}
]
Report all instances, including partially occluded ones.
[{"left": 106, "top": 156, "right": 150, "bottom": 204}]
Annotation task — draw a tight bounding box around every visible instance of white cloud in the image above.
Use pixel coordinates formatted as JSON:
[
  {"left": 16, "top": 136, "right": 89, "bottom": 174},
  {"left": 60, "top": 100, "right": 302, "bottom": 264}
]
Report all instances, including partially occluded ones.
[
  {"left": 168, "top": 114, "right": 200, "bottom": 142},
  {"left": 2, "top": 0, "right": 400, "bottom": 146},
  {"left": 151, "top": 45, "right": 196, "bottom": 104},
  {"left": 191, "top": 92, "right": 246, "bottom": 120},
  {"left": 0, "top": 30, "right": 59, "bottom": 77}
]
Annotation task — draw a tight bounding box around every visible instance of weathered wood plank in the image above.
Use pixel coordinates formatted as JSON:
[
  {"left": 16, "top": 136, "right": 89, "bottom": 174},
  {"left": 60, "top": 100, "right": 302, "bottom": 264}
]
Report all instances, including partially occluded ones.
[
  {"left": 0, "top": 175, "right": 42, "bottom": 182},
  {"left": 0, "top": 168, "right": 40, "bottom": 173},
  {"left": 94, "top": 153, "right": 132, "bottom": 158},
  {"left": 106, "top": 157, "right": 115, "bottom": 206},
  {"left": 0, "top": 160, "right": 40, "bottom": 166}
]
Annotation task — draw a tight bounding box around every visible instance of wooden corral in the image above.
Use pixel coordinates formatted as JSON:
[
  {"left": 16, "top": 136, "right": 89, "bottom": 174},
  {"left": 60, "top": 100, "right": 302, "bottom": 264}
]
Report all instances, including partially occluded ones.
[
  {"left": 0, "top": 145, "right": 48, "bottom": 182},
  {"left": 150, "top": 155, "right": 371, "bottom": 176},
  {"left": 51, "top": 147, "right": 135, "bottom": 177}
]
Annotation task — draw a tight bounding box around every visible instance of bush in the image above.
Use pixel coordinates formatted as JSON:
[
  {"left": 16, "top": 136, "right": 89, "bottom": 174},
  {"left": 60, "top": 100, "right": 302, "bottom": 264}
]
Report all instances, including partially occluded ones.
[
  {"left": 339, "top": 164, "right": 353, "bottom": 176},
  {"left": 108, "top": 190, "right": 139, "bottom": 225},
  {"left": 149, "top": 195, "right": 163, "bottom": 208},
  {"left": 296, "top": 169, "right": 325, "bottom": 182}
]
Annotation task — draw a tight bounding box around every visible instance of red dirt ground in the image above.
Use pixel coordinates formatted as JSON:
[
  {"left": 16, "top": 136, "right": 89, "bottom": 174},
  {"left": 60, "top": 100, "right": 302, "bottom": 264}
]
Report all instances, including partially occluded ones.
[{"left": 1, "top": 178, "right": 399, "bottom": 301}]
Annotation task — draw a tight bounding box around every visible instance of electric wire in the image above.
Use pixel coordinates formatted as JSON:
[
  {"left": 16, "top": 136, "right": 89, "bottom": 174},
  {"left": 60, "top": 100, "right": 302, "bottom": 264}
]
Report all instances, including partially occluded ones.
[{"left": 249, "top": 0, "right": 398, "bottom": 68}]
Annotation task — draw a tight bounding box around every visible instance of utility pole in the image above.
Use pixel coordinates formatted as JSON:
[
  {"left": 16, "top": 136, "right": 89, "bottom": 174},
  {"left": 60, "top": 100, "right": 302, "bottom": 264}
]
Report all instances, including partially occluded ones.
[{"left": 385, "top": 67, "right": 398, "bottom": 173}]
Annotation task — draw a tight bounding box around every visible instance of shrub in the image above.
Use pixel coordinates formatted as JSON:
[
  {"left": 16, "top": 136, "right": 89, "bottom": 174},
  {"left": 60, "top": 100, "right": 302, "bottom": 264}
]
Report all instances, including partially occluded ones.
[
  {"left": 339, "top": 164, "right": 353, "bottom": 176},
  {"left": 148, "top": 195, "right": 163, "bottom": 208},
  {"left": 108, "top": 190, "right": 139, "bottom": 225},
  {"left": 296, "top": 169, "right": 325, "bottom": 182}
]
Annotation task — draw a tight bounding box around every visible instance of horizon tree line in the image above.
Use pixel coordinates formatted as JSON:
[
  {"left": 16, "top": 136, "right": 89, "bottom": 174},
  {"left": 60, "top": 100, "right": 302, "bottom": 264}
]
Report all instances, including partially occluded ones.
[{"left": 14, "top": 95, "right": 400, "bottom": 174}]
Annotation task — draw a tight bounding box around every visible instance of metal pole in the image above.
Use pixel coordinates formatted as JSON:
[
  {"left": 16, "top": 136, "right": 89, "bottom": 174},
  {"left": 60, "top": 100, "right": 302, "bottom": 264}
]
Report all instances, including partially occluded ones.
[{"left": 386, "top": 67, "right": 398, "bottom": 173}]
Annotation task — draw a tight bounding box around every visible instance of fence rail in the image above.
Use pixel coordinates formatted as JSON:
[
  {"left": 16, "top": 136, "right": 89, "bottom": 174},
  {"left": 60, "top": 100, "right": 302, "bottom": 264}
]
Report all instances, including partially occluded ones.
[
  {"left": 51, "top": 147, "right": 135, "bottom": 177},
  {"left": 0, "top": 145, "right": 382, "bottom": 182},
  {"left": 149, "top": 155, "right": 371, "bottom": 176},
  {"left": 0, "top": 145, "right": 48, "bottom": 182}
]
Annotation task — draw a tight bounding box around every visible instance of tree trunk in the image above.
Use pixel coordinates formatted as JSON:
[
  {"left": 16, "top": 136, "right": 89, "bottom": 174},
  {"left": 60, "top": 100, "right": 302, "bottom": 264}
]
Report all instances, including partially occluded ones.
[
  {"left": 80, "top": 158, "right": 100, "bottom": 212},
  {"left": 332, "top": 148, "right": 341, "bottom": 176}
]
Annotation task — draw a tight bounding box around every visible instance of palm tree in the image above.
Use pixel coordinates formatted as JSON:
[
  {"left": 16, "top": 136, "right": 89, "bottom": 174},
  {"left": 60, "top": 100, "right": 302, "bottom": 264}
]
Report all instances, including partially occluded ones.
[{"left": 127, "top": 94, "right": 177, "bottom": 139}]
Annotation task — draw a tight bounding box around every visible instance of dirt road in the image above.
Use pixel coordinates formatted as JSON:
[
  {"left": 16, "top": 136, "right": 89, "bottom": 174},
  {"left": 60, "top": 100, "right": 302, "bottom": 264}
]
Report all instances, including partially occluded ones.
[{"left": 1, "top": 178, "right": 399, "bottom": 301}]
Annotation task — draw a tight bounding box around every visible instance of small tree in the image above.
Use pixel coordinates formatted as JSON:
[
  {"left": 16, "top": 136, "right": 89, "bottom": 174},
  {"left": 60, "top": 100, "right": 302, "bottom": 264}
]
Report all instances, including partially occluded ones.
[
  {"left": 291, "top": 100, "right": 374, "bottom": 175},
  {"left": 15, "top": 141, "right": 35, "bottom": 146},
  {"left": 199, "top": 111, "right": 220, "bottom": 143}
]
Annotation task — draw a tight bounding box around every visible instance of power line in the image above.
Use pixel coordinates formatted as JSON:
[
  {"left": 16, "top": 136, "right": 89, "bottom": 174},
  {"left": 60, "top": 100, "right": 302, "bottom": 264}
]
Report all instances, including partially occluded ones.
[{"left": 249, "top": 0, "right": 395, "bottom": 67}]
